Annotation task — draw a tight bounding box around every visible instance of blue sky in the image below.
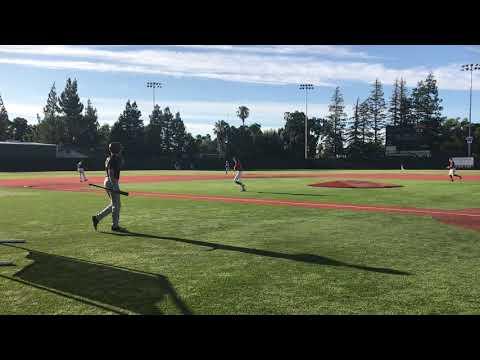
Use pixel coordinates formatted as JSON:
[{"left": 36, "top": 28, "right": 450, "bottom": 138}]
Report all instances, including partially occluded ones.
[{"left": 0, "top": 45, "right": 479, "bottom": 136}]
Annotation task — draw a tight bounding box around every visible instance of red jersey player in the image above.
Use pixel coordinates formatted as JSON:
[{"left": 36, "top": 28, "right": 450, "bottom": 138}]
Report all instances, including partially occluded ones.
[{"left": 233, "top": 156, "right": 246, "bottom": 192}]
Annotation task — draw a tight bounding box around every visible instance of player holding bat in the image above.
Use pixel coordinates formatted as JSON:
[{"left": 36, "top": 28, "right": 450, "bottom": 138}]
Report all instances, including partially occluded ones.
[{"left": 91, "top": 142, "right": 127, "bottom": 232}]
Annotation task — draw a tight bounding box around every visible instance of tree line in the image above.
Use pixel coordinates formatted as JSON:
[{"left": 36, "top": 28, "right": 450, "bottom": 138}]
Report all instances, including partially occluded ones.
[{"left": 0, "top": 74, "right": 477, "bottom": 163}]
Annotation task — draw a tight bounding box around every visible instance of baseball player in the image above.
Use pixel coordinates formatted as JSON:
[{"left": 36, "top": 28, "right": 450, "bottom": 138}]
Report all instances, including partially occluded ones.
[
  {"left": 77, "top": 161, "right": 88, "bottom": 182},
  {"left": 225, "top": 160, "right": 230, "bottom": 174},
  {"left": 92, "top": 142, "right": 127, "bottom": 232},
  {"left": 447, "top": 158, "right": 463, "bottom": 182},
  {"left": 233, "top": 156, "right": 246, "bottom": 192}
]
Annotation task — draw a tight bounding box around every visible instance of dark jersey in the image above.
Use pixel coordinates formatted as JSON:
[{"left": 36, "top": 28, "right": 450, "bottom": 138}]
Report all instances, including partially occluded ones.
[
  {"left": 234, "top": 160, "right": 242, "bottom": 171},
  {"left": 449, "top": 160, "right": 456, "bottom": 170},
  {"left": 106, "top": 155, "right": 121, "bottom": 180}
]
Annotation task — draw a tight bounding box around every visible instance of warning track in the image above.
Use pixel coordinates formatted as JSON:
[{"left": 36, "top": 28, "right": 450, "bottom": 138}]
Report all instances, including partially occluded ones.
[{"left": 1, "top": 173, "right": 480, "bottom": 232}]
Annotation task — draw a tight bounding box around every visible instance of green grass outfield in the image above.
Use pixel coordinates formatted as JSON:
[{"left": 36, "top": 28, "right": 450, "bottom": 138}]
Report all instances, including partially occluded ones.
[{"left": 1, "top": 169, "right": 480, "bottom": 314}]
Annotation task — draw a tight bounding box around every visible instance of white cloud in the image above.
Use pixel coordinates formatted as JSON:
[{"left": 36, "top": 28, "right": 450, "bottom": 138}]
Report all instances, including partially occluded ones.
[
  {"left": 465, "top": 46, "right": 480, "bottom": 54},
  {"left": 0, "top": 45, "right": 477, "bottom": 90},
  {"left": 171, "top": 45, "right": 378, "bottom": 59}
]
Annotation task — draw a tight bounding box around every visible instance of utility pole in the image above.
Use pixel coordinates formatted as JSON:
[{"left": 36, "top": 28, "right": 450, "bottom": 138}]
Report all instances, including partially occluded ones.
[{"left": 299, "top": 84, "right": 314, "bottom": 159}]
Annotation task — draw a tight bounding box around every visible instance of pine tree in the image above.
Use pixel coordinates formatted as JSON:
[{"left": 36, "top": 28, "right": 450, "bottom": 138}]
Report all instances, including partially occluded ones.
[
  {"left": 398, "top": 78, "right": 411, "bottom": 126},
  {"left": 80, "top": 99, "right": 100, "bottom": 149},
  {"left": 161, "top": 107, "right": 175, "bottom": 153},
  {"left": 98, "top": 124, "right": 110, "bottom": 149},
  {"left": 59, "top": 78, "right": 84, "bottom": 144},
  {"left": 388, "top": 79, "right": 400, "bottom": 126},
  {"left": 324, "top": 87, "right": 347, "bottom": 157},
  {"left": 43, "top": 82, "right": 61, "bottom": 118},
  {"left": 170, "top": 112, "right": 187, "bottom": 154},
  {"left": 366, "top": 79, "right": 387, "bottom": 144},
  {"left": 110, "top": 100, "right": 144, "bottom": 154},
  {"left": 145, "top": 105, "right": 165, "bottom": 156},
  {"left": 0, "top": 94, "right": 11, "bottom": 140},
  {"left": 358, "top": 99, "right": 373, "bottom": 144},
  {"left": 346, "top": 98, "right": 362, "bottom": 155},
  {"left": 410, "top": 72, "right": 444, "bottom": 148},
  {"left": 37, "top": 84, "right": 66, "bottom": 144}
]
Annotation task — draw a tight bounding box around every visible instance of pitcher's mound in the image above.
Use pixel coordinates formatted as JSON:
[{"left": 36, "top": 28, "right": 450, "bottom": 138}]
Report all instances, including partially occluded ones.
[{"left": 309, "top": 180, "right": 403, "bottom": 188}]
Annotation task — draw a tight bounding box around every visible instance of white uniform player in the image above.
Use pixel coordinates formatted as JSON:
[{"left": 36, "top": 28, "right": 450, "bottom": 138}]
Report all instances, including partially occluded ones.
[
  {"left": 77, "top": 161, "right": 88, "bottom": 182},
  {"left": 447, "top": 158, "right": 462, "bottom": 182}
]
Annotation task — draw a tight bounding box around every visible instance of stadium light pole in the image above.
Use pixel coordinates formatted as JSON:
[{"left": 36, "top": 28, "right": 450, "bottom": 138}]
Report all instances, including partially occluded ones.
[
  {"left": 146, "top": 81, "right": 163, "bottom": 111},
  {"left": 299, "top": 84, "right": 314, "bottom": 160},
  {"left": 461, "top": 64, "right": 480, "bottom": 157}
]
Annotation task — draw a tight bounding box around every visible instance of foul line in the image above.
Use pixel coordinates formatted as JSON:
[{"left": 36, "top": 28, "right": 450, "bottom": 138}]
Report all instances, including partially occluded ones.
[{"left": 130, "top": 192, "right": 480, "bottom": 218}]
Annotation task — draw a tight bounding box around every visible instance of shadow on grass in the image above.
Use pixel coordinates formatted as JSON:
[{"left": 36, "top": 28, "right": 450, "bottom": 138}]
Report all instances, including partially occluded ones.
[
  {"left": 0, "top": 247, "right": 192, "bottom": 315},
  {"left": 104, "top": 231, "right": 411, "bottom": 276},
  {"left": 254, "top": 191, "right": 327, "bottom": 197}
]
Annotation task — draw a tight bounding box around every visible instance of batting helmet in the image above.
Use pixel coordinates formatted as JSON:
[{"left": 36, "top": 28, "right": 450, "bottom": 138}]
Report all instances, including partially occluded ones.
[{"left": 109, "top": 142, "right": 122, "bottom": 154}]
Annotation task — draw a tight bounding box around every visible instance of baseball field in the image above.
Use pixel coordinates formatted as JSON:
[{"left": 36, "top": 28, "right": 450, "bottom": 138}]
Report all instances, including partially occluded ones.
[{"left": 1, "top": 169, "right": 480, "bottom": 315}]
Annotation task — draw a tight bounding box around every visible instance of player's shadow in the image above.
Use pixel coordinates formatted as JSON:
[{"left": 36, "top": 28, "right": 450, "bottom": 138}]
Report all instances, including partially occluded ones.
[
  {"left": 104, "top": 231, "right": 411, "bottom": 276},
  {"left": 1, "top": 248, "right": 192, "bottom": 315},
  {"left": 254, "top": 191, "right": 327, "bottom": 197}
]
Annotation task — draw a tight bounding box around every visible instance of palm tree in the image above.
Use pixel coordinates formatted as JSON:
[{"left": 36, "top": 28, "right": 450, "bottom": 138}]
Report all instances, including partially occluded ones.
[{"left": 237, "top": 106, "right": 250, "bottom": 127}]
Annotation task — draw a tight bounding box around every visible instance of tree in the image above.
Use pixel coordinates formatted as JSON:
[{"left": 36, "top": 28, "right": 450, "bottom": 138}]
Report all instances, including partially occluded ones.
[
  {"left": 366, "top": 79, "right": 386, "bottom": 144},
  {"left": 169, "top": 112, "right": 187, "bottom": 155},
  {"left": 161, "top": 107, "right": 175, "bottom": 153},
  {"left": 398, "top": 78, "right": 412, "bottom": 126},
  {"left": 110, "top": 100, "right": 144, "bottom": 155},
  {"left": 323, "top": 87, "right": 347, "bottom": 157},
  {"left": 346, "top": 98, "right": 362, "bottom": 156},
  {"left": 358, "top": 99, "right": 373, "bottom": 144},
  {"left": 43, "top": 82, "right": 61, "bottom": 118},
  {"left": 388, "top": 79, "right": 401, "bottom": 126},
  {"left": 58, "top": 78, "right": 84, "bottom": 145},
  {"left": 237, "top": 106, "right": 250, "bottom": 127},
  {"left": 79, "top": 99, "right": 100, "bottom": 149},
  {"left": 0, "top": 94, "right": 11, "bottom": 140},
  {"left": 282, "top": 111, "right": 323, "bottom": 158},
  {"left": 36, "top": 84, "right": 66, "bottom": 144},
  {"left": 10, "top": 117, "right": 33, "bottom": 141},
  {"left": 184, "top": 132, "right": 200, "bottom": 158},
  {"left": 410, "top": 72, "right": 444, "bottom": 149},
  {"left": 213, "top": 120, "right": 230, "bottom": 156},
  {"left": 98, "top": 124, "right": 111, "bottom": 149},
  {"left": 145, "top": 105, "right": 165, "bottom": 156},
  {"left": 256, "top": 129, "right": 285, "bottom": 158},
  {"left": 283, "top": 111, "right": 308, "bottom": 157}
]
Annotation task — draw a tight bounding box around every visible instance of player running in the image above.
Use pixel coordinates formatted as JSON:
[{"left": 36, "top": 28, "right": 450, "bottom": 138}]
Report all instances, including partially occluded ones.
[
  {"left": 77, "top": 161, "right": 88, "bottom": 182},
  {"left": 447, "top": 158, "right": 463, "bottom": 182},
  {"left": 225, "top": 160, "right": 230, "bottom": 174},
  {"left": 92, "top": 142, "right": 127, "bottom": 232},
  {"left": 233, "top": 156, "right": 246, "bottom": 192}
]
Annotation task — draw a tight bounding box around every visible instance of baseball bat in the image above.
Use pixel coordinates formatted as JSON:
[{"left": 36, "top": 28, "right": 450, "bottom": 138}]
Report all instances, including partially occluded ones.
[{"left": 88, "top": 183, "right": 129, "bottom": 196}]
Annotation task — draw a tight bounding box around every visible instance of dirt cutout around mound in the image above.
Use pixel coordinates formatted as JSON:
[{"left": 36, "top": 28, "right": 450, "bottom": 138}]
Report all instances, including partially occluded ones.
[{"left": 309, "top": 180, "right": 403, "bottom": 188}]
